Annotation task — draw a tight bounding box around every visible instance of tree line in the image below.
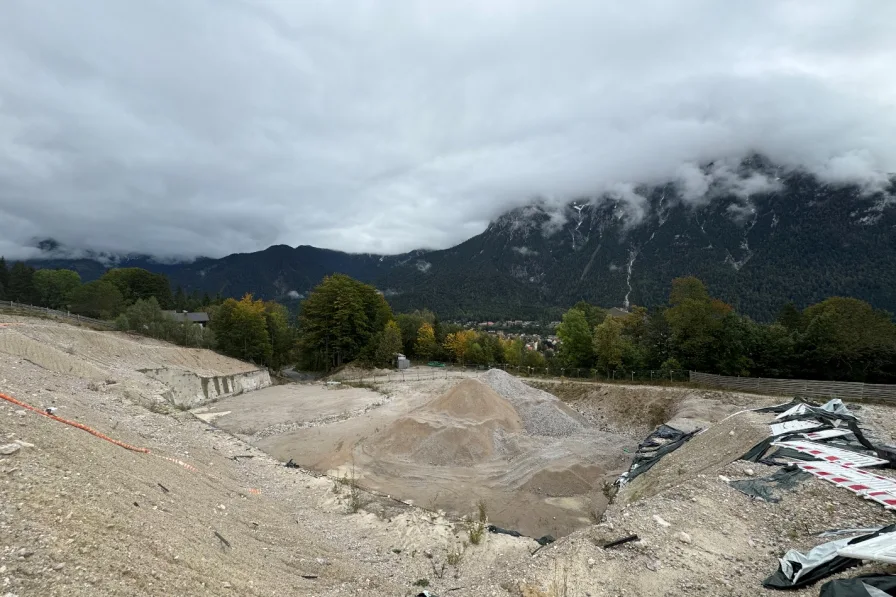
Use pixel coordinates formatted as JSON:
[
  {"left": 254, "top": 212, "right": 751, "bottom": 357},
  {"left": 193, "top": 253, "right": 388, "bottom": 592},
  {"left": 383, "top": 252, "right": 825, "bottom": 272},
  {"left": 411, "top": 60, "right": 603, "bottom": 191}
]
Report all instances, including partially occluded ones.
[
  {"left": 295, "top": 274, "right": 547, "bottom": 371},
  {"left": 6, "top": 258, "right": 895, "bottom": 383},
  {"left": 554, "top": 276, "right": 896, "bottom": 383},
  {"left": 0, "top": 259, "right": 294, "bottom": 370}
]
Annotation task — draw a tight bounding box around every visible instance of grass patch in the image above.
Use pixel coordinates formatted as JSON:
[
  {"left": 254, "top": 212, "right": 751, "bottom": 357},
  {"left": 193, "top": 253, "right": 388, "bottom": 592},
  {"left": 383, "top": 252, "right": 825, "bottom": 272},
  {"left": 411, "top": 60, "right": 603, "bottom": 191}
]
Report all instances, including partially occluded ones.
[{"left": 464, "top": 500, "right": 488, "bottom": 545}]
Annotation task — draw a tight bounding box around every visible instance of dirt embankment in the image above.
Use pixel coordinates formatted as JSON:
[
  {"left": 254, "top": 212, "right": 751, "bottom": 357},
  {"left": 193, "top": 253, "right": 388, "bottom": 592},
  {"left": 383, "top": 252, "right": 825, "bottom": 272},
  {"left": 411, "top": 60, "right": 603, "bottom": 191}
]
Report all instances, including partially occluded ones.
[
  {"left": 0, "top": 319, "right": 270, "bottom": 409},
  {"left": 538, "top": 381, "right": 766, "bottom": 437}
]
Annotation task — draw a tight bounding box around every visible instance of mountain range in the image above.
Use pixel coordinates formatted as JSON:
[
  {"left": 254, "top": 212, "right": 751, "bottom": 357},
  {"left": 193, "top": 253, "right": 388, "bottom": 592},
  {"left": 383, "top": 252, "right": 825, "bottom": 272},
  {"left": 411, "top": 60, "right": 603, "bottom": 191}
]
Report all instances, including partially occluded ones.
[{"left": 25, "top": 157, "right": 896, "bottom": 322}]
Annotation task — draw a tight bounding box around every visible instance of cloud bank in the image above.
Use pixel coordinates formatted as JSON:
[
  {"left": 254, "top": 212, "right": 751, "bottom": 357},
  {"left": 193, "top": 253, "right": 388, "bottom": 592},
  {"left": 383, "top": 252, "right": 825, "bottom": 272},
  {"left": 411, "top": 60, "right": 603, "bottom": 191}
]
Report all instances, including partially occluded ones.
[{"left": 1, "top": 0, "right": 895, "bottom": 260}]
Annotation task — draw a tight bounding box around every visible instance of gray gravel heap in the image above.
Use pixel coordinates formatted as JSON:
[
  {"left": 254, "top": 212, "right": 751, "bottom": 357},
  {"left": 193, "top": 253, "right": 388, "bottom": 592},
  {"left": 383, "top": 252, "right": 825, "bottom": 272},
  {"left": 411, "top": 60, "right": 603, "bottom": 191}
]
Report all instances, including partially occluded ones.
[{"left": 480, "top": 369, "right": 585, "bottom": 437}]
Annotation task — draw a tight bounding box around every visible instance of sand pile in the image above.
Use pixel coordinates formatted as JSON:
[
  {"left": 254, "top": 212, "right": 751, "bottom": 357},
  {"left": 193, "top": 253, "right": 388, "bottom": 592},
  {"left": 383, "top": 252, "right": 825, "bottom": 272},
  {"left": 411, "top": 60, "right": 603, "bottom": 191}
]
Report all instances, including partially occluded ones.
[
  {"left": 480, "top": 369, "right": 586, "bottom": 437},
  {"left": 369, "top": 378, "right": 524, "bottom": 466}
]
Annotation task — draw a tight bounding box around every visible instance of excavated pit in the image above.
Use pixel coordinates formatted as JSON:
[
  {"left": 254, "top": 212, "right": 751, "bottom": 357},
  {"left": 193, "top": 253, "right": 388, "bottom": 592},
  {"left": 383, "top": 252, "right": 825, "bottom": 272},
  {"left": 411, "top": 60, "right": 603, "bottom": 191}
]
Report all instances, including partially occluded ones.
[{"left": 198, "top": 370, "right": 758, "bottom": 539}]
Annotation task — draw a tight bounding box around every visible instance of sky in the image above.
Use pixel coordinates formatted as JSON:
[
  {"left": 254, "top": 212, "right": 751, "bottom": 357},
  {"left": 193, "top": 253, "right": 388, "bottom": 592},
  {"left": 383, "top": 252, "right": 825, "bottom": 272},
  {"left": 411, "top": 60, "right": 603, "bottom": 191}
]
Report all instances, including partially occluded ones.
[{"left": 1, "top": 0, "right": 895, "bottom": 260}]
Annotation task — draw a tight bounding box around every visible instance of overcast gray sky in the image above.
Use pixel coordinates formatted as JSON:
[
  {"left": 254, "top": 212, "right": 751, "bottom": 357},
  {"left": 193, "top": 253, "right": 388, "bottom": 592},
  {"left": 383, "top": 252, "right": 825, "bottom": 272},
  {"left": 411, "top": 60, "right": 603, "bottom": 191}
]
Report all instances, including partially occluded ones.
[{"left": 1, "top": 0, "right": 895, "bottom": 260}]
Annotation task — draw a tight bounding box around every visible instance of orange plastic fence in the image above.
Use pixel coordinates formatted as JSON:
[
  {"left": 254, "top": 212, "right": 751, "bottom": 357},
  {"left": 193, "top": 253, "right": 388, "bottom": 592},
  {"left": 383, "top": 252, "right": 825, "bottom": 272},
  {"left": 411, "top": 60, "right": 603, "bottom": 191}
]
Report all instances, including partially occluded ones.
[{"left": 0, "top": 391, "right": 150, "bottom": 454}]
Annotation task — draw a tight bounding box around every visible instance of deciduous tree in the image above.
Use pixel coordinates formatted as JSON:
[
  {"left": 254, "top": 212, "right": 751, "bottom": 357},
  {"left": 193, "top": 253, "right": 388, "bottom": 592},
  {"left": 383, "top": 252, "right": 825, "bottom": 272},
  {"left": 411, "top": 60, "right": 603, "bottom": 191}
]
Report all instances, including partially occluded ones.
[
  {"left": 556, "top": 308, "right": 594, "bottom": 367},
  {"left": 69, "top": 281, "right": 125, "bottom": 319},
  {"left": 414, "top": 322, "right": 438, "bottom": 360},
  {"left": 33, "top": 269, "right": 81, "bottom": 310},
  {"left": 213, "top": 294, "right": 272, "bottom": 365}
]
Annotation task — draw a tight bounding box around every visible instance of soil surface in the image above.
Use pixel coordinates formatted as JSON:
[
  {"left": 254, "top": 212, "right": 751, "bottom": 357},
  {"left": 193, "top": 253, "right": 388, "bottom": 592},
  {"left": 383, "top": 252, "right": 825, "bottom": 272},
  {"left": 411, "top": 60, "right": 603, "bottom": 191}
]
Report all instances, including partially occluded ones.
[
  {"left": 205, "top": 374, "right": 640, "bottom": 538},
  {"left": 3, "top": 314, "right": 895, "bottom": 596}
]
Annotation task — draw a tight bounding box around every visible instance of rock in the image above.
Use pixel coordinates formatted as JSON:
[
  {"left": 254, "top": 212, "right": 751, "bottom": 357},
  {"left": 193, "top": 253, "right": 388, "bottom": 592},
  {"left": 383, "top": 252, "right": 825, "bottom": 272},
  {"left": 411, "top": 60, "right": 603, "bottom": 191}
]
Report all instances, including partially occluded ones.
[
  {"left": 677, "top": 532, "right": 692, "bottom": 544},
  {"left": 0, "top": 444, "right": 21, "bottom": 456},
  {"left": 13, "top": 440, "right": 34, "bottom": 448},
  {"left": 52, "top": 563, "right": 65, "bottom": 571},
  {"left": 221, "top": 581, "right": 231, "bottom": 589},
  {"left": 587, "top": 557, "right": 595, "bottom": 567},
  {"left": 653, "top": 515, "right": 671, "bottom": 527},
  {"left": 743, "top": 468, "right": 755, "bottom": 477},
  {"left": 646, "top": 559, "right": 660, "bottom": 571}
]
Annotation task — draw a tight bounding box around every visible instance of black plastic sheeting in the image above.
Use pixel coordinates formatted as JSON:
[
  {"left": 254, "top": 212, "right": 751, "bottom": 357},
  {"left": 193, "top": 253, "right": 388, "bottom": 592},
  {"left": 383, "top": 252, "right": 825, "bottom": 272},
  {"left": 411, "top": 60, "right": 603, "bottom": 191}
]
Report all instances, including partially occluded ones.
[
  {"left": 487, "top": 524, "right": 554, "bottom": 547},
  {"left": 755, "top": 399, "right": 819, "bottom": 414},
  {"left": 729, "top": 466, "right": 811, "bottom": 503},
  {"left": 820, "top": 574, "right": 896, "bottom": 596},
  {"left": 764, "top": 524, "right": 896, "bottom": 590},
  {"left": 741, "top": 399, "right": 881, "bottom": 465},
  {"left": 487, "top": 525, "right": 522, "bottom": 538},
  {"left": 618, "top": 424, "right": 700, "bottom": 485}
]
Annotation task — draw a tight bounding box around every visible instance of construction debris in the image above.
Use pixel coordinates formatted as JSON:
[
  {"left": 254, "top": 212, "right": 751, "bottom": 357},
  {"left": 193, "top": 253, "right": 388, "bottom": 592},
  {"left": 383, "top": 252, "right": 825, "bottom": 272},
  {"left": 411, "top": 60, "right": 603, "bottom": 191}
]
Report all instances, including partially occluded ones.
[{"left": 763, "top": 525, "right": 896, "bottom": 590}]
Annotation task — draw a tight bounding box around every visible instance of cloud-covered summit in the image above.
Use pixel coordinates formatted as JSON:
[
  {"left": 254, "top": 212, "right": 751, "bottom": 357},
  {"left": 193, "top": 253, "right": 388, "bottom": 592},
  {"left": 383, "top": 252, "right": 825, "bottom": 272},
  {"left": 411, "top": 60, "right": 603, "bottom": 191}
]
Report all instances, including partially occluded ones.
[{"left": 1, "top": 0, "right": 895, "bottom": 260}]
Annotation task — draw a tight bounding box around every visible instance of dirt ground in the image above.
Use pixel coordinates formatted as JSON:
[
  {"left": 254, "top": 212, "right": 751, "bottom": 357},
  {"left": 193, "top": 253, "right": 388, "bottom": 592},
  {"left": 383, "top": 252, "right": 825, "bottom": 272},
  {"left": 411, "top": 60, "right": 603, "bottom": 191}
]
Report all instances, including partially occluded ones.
[
  {"left": 202, "top": 375, "right": 639, "bottom": 538},
  {"left": 3, "top": 314, "right": 896, "bottom": 596}
]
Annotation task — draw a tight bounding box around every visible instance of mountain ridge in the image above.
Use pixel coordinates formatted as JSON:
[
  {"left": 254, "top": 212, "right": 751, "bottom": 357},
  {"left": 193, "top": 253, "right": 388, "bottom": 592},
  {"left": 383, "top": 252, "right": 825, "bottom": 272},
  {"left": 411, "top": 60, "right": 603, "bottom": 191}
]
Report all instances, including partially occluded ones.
[{"left": 22, "top": 159, "right": 896, "bottom": 321}]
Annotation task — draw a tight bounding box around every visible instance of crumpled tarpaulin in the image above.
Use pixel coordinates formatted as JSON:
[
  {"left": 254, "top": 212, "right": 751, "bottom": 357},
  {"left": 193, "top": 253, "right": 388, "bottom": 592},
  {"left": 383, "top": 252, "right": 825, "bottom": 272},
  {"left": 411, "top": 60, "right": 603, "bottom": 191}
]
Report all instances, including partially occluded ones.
[
  {"left": 728, "top": 466, "right": 811, "bottom": 503},
  {"left": 487, "top": 525, "right": 522, "bottom": 538},
  {"left": 755, "top": 398, "right": 819, "bottom": 414},
  {"left": 764, "top": 524, "right": 896, "bottom": 590},
  {"left": 819, "top": 574, "right": 896, "bottom": 597},
  {"left": 616, "top": 424, "right": 699, "bottom": 486}
]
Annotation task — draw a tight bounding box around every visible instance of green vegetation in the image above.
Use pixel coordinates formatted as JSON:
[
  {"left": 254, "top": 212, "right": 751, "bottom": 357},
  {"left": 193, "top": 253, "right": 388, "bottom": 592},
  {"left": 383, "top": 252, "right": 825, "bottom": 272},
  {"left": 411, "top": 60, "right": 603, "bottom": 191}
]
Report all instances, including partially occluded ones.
[
  {"left": 553, "top": 276, "right": 896, "bottom": 383},
  {"left": 295, "top": 274, "right": 394, "bottom": 370},
  {"left": 5, "top": 254, "right": 894, "bottom": 383},
  {"left": 115, "top": 297, "right": 215, "bottom": 349}
]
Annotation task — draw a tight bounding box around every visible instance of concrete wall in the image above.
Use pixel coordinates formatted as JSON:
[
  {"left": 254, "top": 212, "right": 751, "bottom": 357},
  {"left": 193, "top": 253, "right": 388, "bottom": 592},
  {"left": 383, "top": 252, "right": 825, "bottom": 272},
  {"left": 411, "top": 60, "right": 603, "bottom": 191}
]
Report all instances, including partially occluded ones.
[{"left": 140, "top": 367, "right": 272, "bottom": 408}]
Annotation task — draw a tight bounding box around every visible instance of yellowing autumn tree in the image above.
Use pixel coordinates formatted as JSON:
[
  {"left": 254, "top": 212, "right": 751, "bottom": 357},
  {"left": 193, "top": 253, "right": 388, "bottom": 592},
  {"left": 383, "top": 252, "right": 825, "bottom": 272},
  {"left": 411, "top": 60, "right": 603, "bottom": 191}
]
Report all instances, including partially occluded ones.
[
  {"left": 443, "top": 329, "right": 476, "bottom": 363},
  {"left": 415, "top": 322, "right": 439, "bottom": 360}
]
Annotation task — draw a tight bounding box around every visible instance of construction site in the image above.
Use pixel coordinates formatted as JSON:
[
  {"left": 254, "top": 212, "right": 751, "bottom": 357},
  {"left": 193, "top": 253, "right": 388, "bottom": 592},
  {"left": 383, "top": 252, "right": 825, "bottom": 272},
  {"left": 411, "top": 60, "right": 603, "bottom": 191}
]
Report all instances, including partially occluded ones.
[{"left": 1, "top": 314, "right": 895, "bottom": 596}]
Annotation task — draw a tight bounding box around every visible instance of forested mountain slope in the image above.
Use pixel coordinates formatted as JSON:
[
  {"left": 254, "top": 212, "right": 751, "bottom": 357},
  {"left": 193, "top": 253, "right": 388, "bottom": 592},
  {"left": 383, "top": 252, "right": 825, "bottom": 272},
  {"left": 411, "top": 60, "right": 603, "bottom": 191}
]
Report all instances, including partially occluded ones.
[{"left": 26, "top": 160, "right": 896, "bottom": 321}]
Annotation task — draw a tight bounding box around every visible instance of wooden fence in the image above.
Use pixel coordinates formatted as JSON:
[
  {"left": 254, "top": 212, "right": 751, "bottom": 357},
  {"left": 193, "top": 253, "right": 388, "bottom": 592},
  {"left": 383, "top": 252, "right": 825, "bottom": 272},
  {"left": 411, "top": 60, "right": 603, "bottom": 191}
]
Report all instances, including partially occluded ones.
[
  {"left": 690, "top": 371, "right": 896, "bottom": 403},
  {"left": 0, "top": 300, "right": 114, "bottom": 329}
]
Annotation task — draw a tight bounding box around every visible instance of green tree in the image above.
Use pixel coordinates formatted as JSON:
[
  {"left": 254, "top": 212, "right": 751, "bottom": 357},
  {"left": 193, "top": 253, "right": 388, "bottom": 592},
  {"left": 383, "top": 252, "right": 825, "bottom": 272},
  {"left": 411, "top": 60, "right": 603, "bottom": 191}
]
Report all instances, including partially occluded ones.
[
  {"left": 467, "top": 342, "right": 487, "bottom": 365},
  {"left": 296, "top": 274, "right": 393, "bottom": 370},
  {"left": 375, "top": 320, "right": 403, "bottom": 367},
  {"left": 33, "top": 269, "right": 81, "bottom": 310},
  {"left": 776, "top": 302, "right": 803, "bottom": 332},
  {"left": 0, "top": 257, "right": 9, "bottom": 300},
  {"left": 572, "top": 301, "right": 608, "bottom": 332},
  {"left": 395, "top": 310, "right": 435, "bottom": 358},
  {"left": 593, "top": 316, "right": 628, "bottom": 372},
  {"left": 414, "top": 322, "right": 438, "bottom": 360},
  {"left": 556, "top": 308, "right": 594, "bottom": 367},
  {"left": 213, "top": 294, "right": 273, "bottom": 365},
  {"left": 796, "top": 297, "right": 896, "bottom": 382},
  {"left": 69, "top": 281, "right": 125, "bottom": 319},
  {"left": 263, "top": 301, "right": 295, "bottom": 370},
  {"left": 8, "top": 262, "right": 37, "bottom": 304},
  {"left": 173, "top": 286, "right": 186, "bottom": 311},
  {"left": 522, "top": 347, "right": 546, "bottom": 369},
  {"left": 664, "top": 277, "right": 739, "bottom": 372},
  {"left": 100, "top": 268, "right": 173, "bottom": 308},
  {"left": 503, "top": 338, "right": 525, "bottom": 367},
  {"left": 114, "top": 297, "right": 176, "bottom": 338}
]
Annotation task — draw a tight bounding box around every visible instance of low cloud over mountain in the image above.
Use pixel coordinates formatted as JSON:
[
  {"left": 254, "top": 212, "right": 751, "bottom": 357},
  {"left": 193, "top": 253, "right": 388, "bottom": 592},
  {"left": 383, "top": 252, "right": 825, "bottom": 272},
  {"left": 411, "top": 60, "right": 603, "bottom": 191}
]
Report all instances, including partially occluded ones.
[{"left": 2, "top": 1, "right": 895, "bottom": 260}]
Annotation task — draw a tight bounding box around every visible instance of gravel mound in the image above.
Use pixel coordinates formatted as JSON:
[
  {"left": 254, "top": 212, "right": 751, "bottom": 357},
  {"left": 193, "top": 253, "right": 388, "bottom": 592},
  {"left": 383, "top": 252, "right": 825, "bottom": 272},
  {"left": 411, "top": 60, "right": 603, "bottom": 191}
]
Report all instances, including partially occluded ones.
[
  {"left": 368, "top": 378, "right": 524, "bottom": 466},
  {"left": 479, "top": 369, "right": 586, "bottom": 437}
]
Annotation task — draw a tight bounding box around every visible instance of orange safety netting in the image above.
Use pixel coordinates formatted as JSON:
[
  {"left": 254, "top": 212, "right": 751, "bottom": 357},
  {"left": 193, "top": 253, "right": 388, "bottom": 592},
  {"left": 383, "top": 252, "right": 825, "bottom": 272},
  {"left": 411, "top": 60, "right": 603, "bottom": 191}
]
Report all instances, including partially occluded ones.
[{"left": 0, "top": 391, "right": 150, "bottom": 454}]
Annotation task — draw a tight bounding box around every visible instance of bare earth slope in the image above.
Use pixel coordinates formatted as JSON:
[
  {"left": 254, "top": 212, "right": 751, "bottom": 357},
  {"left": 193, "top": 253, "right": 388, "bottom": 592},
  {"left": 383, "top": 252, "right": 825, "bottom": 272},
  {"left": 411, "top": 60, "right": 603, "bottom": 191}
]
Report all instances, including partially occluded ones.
[{"left": 2, "top": 315, "right": 895, "bottom": 596}]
